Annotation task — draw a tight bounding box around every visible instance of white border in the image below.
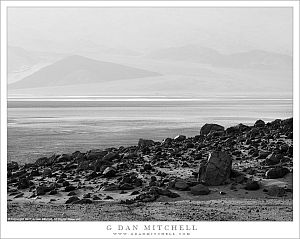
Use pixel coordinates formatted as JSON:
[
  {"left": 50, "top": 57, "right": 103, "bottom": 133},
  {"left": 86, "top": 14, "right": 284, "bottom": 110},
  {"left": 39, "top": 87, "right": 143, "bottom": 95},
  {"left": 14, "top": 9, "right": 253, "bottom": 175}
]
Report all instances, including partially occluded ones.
[{"left": 1, "top": 1, "right": 299, "bottom": 238}]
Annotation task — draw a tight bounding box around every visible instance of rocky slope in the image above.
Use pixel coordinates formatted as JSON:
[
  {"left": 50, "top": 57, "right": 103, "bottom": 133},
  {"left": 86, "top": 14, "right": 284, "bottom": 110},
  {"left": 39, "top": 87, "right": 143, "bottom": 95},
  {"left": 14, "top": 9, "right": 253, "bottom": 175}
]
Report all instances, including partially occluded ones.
[{"left": 7, "top": 118, "right": 293, "bottom": 220}]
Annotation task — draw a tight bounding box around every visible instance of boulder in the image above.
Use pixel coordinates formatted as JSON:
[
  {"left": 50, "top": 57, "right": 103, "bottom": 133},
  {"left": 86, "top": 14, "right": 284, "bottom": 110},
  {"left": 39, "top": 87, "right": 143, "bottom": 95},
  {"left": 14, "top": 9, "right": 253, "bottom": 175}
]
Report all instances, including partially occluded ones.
[
  {"left": 198, "top": 151, "right": 232, "bottom": 186},
  {"left": 35, "top": 155, "right": 57, "bottom": 166},
  {"left": 102, "top": 167, "right": 117, "bottom": 177},
  {"left": 200, "top": 124, "right": 224, "bottom": 136},
  {"left": 36, "top": 185, "right": 48, "bottom": 196},
  {"left": 266, "top": 186, "right": 286, "bottom": 197},
  {"left": 17, "top": 178, "right": 31, "bottom": 189},
  {"left": 42, "top": 168, "right": 52, "bottom": 177},
  {"left": 190, "top": 184, "right": 210, "bottom": 195},
  {"left": 65, "top": 196, "right": 80, "bottom": 204},
  {"left": 254, "top": 119, "right": 265, "bottom": 127},
  {"left": 245, "top": 181, "right": 260, "bottom": 191},
  {"left": 86, "top": 149, "right": 107, "bottom": 161},
  {"left": 102, "top": 152, "right": 119, "bottom": 161},
  {"left": 7, "top": 161, "right": 19, "bottom": 171},
  {"left": 265, "top": 153, "right": 282, "bottom": 166},
  {"left": 265, "top": 167, "right": 290, "bottom": 179},
  {"left": 174, "top": 179, "right": 189, "bottom": 191},
  {"left": 138, "top": 139, "right": 155, "bottom": 148},
  {"left": 174, "top": 135, "right": 186, "bottom": 141}
]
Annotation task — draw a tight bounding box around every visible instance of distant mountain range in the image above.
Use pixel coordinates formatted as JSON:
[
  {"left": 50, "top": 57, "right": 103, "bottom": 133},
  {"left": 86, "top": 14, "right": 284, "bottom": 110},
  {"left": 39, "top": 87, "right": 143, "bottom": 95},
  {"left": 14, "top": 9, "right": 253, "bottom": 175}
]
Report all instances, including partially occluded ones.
[
  {"left": 9, "top": 55, "right": 161, "bottom": 89},
  {"left": 147, "top": 45, "right": 292, "bottom": 70}
]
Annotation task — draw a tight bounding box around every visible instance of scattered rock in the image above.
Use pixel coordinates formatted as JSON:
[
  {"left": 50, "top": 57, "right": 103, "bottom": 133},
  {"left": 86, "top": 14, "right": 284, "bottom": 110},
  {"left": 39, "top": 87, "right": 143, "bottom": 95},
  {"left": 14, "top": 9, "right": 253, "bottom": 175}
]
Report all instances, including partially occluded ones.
[
  {"left": 245, "top": 181, "right": 260, "bottom": 191},
  {"left": 190, "top": 184, "right": 210, "bottom": 195},
  {"left": 200, "top": 123, "right": 224, "bottom": 136},
  {"left": 265, "top": 167, "right": 290, "bottom": 179},
  {"left": 198, "top": 151, "right": 232, "bottom": 186}
]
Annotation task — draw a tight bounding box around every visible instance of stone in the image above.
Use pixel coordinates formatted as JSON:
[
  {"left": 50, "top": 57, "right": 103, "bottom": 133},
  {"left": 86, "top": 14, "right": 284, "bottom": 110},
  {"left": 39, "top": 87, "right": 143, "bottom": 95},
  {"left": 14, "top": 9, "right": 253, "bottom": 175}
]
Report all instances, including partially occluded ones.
[
  {"left": 266, "top": 186, "right": 286, "bottom": 197},
  {"left": 103, "top": 152, "right": 119, "bottom": 161},
  {"left": 7, "top": 161, "right": 19, "bottom": 171},
  {"left": 174, "top": 180, "right": 189, "bottom": 191},
  {"left": 198, "top": 151, "right": 232, "bottom": 186},
  {"left": 119, "top": 183, "right": 134, "bottom": 190},
  {"left": 42, "top": 168, "right": 52, "bottom": 177},
  {"left": 17, "top": 178, "right": 31, "bottom": 189},
  {"left": 138, "top": 139, "right": 155, "bottom": 148},
  {"left": 72, "top": 198, "right": 93, "bottom": 204},
  {"left": 265, "top": 167, "right": 289, "bottom": 179},
  {"left": 174, "top": 135, "right": 186, "bottom": 141},
  {"left": 245, "top": 181, "right": 260, "bottom": 191},
  {"left": 200, "top": 124, "right": 224, "bottom": 136},
  {"left": 86, "top": 149, "right": 108, "bottom": 161},
  {"left": 65, "top": 196, "right": 80, "bottom": 204},
  {"left": 190, "top": 184, "right": 210, "bottom": 195},
  {"left": 265, "top": 153, "right": 282, "bottom": 166},
  {"left": 102, "top": 167, "right": 117, "bottom": 177},
  {"left": 254, "top": 119, "right": 265, "bottom": 127},
  {"left": 36, "top": 185, "right": 48, "bottom": 196},
  {"left": 64, "top": 185, "right": 76, "bottom": 192},
  {"left": 35, "top": 155, "right": 57, "bottom": 166},
  {"left": 49, "top": 190, "right": 58, "bottom": 195},
  {"left": 144, "top": 163, "right": 152, "bottom": 171}
]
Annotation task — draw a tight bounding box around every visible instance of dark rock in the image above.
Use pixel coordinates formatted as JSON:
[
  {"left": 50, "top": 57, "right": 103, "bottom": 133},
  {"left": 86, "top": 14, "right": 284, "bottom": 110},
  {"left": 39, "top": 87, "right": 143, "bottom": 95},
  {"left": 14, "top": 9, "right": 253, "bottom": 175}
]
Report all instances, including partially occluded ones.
[
  {"left": 36, "top": 185, "right": 48, "bottom": 196},
  {"left": 103, "top": 152, "right": 119, "bottom": 161},
  {"left": 200, "top": 123, "right": 224, "bottom": 136},
  {"left": 265, "top": 153, "right": 282, "bottom": 166},
  {"left": 86, "top": 149, "right": 107, "bottom": 161},
  {"left": 86, "top": 171, "right": 99, "bottom": 180},
  {"left": 73, "top": 198, "right": 93, "bottom": 204},
  {"left": 190, "top": 184, "right": 210, "bottom": 195},
  {"left": 56, "top": 154, "right": 72, "bottom": 163},
  {"left": 104, "top": 196, "right": 114, "bottom": 200},
  {"left": 49, "top": 190, "right": 58, "bottom": 195},
  {"left": 138, "top": 139, "right": 155, "bottom": 148},
  {"left": 119, "top": 183, "right": 134, "bottom": 190},
  {"left": 102, "top": 167, "right": 117, "bottom": 177},
  {"left": 198, "top": 151, "right": 232, "bottom": 186},
  {"left": 245, "top": 181, "right": 260, "bottom": 191},
  {"left": 7, "top": 161, "right": 19, "bottom": 171},
  {"left": 67, "top": 191, "right": 77, "bottom": 196},
  {"left": 265, "top": 167, "right": 290, "bottom": 179},
  {"left": 42, "top": 168, "right": 52, "bottom": 177},
  {"left": 144, "top": 163, "right": 152, "bottom": 171},
  {"left": 174, "top": 179, "right": 189, "bottom": 191},
  {"left": 174, "top": 135, "right": 186, "bottom": 141},
  {"left": 64, "top": 185, "right": 76, "bottom": 192},
  {"left": 35, "top": 155, "right": 57, "bottom": 166},
  {"left": 65, "top": 196, "right": 80, "bottom": 204},
  {"left": 17, "top": 178, "right": 31, "bottom": 189},
  {"left": 266, "top": 186, "right": 286, "bottom": 197},
  {"left": 254, "top": 119, "right": 265, "bottom": 127}
]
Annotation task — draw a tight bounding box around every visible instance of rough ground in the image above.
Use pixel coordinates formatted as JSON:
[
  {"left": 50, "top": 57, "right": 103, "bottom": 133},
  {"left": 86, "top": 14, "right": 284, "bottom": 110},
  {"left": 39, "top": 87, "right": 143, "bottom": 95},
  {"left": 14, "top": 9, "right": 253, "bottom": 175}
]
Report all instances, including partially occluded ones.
[{"left": 7, "top": 118, "right": 293, "bottom": 221}]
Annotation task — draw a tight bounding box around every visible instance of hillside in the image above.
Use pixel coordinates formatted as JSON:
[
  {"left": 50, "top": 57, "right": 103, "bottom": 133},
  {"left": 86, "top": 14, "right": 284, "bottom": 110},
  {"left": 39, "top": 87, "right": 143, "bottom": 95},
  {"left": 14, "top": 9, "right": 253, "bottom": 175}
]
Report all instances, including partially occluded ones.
[{"left": 9, "top": 55, "right": 160, "bottom": 89}]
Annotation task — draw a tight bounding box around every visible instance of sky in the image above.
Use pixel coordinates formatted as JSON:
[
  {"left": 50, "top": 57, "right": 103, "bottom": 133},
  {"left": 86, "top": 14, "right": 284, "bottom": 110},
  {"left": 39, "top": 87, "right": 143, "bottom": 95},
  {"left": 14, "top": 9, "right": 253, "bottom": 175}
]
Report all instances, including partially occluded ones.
[{"left": 8, "top": 7, "right": 293, "bottom": 55}]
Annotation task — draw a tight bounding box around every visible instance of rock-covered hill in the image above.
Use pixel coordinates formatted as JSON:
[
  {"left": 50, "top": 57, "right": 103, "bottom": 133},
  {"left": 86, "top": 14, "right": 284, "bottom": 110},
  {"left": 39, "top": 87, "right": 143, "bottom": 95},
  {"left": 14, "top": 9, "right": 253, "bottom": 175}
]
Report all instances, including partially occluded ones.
[{"left": 7, "top": 117, "right": 293, "bottom": 210}]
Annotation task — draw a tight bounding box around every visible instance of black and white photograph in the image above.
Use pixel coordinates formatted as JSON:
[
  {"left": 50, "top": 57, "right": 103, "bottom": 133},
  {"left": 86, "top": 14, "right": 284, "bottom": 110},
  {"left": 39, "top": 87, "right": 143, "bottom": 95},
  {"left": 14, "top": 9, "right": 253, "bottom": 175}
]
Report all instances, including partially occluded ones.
[{"left": 1, "top": 1, "right": 299, "bottom": 238}]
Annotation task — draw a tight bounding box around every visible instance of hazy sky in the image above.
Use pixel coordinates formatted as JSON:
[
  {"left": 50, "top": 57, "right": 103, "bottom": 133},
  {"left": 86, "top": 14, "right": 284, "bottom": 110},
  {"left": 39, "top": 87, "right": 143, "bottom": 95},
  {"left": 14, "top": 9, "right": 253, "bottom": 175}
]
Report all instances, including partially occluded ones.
[{"left": 8, "top": 7, "right": 293, "bottom": 55}]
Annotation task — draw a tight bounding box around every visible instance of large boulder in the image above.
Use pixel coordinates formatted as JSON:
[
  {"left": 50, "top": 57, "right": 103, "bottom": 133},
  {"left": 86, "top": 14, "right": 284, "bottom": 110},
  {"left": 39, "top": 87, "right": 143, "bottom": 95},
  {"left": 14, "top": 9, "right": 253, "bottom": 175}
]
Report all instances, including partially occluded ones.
[
  {"left": 174, "top": 135, "right": 186, "bottom": 141},
  {"left": 34, "top": 155, "right": 57, "bottom": 166},
  {"left": 190, "top": 184, "right": 210, "bottom": 195},
  {"left": 254, "top": 119, "right": 265, "bottom": 127},
  {"left": 265, "top": 153, "right": 282, "bottom": 166},
  {"left": 265, "top": 167, "right": 290, "bottom": 179},
  {"left": 198, "top": 151, "right": 232, "bottom": 186},
  {"left": 138, "top": 139, "right": 155, "bottom": 148},
  {"left": 226, "top": 123, "right": 250, "bottom": 135},
  {"left": 200, "top": 124, "right": 224, "bottom": 136},
  {"left": 86, "top": 149, "right": 107, "bottom": 161}
]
